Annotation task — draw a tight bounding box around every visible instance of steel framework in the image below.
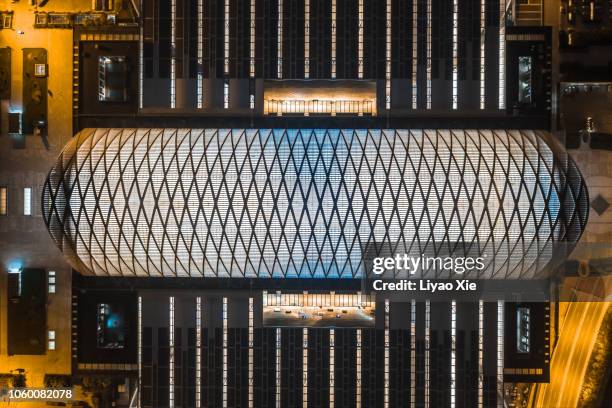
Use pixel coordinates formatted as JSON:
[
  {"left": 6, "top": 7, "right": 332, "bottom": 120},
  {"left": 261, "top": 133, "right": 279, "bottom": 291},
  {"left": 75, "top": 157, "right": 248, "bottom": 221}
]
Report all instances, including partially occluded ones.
[{"left": 43, "top": 129, "right": 587, "bottom": 278}]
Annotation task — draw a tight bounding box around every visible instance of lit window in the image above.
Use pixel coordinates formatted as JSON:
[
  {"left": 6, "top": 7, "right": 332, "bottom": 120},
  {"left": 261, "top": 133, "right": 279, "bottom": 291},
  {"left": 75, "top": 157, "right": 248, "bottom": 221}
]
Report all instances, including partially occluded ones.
[
  {"left": 451, "top": 300, "right": 456, "bottom": 407},
  {"left": 34, "top": 64, "right": 47, "bottom": 77},
  {"left": 93, "top": 0, "right": 105, "bottom": 11},
  {"left": 480, "top": 0, "right": 486, "bottom": 109},
  {"left": 452, "top": 0, "right": 458, "bottom": 109},
  {"left": 48, "top": 330, "right": 56, "bottom": 351},
  {"left": 356, "top": 328, "right": 362, "bottom": 406},
  {"left": 277, "top": 0, "right": 283, "bottom": 79},
  {"left": 426, "top": 0, "right": 432, "bottom": 109},
  {"left": 385, "top": 0, "right": 391, "bottom": 109},
  {"left": 410, "top": 300, "right": 416, "bottom": 406},
  {"left": 224, "top": 80, "right": 229, "bottom": 109},
  {"left": 412, "top": 0, "right": 418, "bottom": 108},
  {"left": 98, "top": 56, "right": 128, "bottom": 103},
  {"left": 23, "top": 187, "right": 31, "bottom": 216},
  {"left": 499, "top": 0, "right": 506, "bottom": 109},
  {"left": 425, "top": 300, "right": 430, "bottom": 406},
  {"left": 250, "top": 0, "right": 256, "bottom": 79},
  {"left": 517, "top": 307, "right": 530, "bottom": 353},
  {"left": 197, "top": 0, "right": 204, "bottom": 108},
  {"left": 8, "top": 268, "right": 21, "bottom": 297},
  {"left": 48, "top": 270, "right": 56, "bottom": 294},
  {"left": 330, "top": 328, "right": 335, "bottom": 407},
  {"left": 384, "top": 299, "right": 389, "bottom": 408},
  {"left": 478, "top": 300, "right": 484, "bottom": 407},
  {"left": 196, "top": 297, "right": 202, "bottom": 407},
  {"left": 224, "top": 0, "right": 230, "bottom": 76},
  {"left": 223, "top": 297, "right": 228, "bottom": 408},
  {"left": 138, "top": 297, "right": 143, "bottom": 408},
  {"left": 305, "top": 0, "right": 310, "bottom": 78},
  {"left": 518, "top": 56, "right": 532, "bottom": 104},
  {"left": 139, "top": 3, "right": 144, "bottom": 109},
  {"left": 170, "top": 0, "right": 177, "bottom": 108},
  {"left": 0, "top": 11, "right": 13, "bottom": 29},
  {"left": 97, "top": 303, "right": 126, "bottom": 349},
  {"left": 169, "top": 297, "right": 175, "bottom": 407},
  {"left": 497, "top": 301, "right": 504, "bottom": 406},
  {"left": 0, "top": 186, "right": 7, "bottom": 215},
  {"left": 249, "top": 298, "right": 254, "bottom": 407},
  {"left": 331, "top": 0, "right": 336, "bottom": 79},
  {"left": 303, "top": 327, "right": 308, "bottom": 407},
  {"left": 275, "top": 327, "right": 281, "bottom": 408},
  {"left": 358, "top": 0, "right": 364, "bottom": 79}
]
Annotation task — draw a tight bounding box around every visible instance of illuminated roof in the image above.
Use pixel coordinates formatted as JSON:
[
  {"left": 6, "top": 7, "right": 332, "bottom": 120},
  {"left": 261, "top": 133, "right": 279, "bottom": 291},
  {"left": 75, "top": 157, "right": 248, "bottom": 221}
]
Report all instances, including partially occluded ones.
[{"left": 43, "top": 129, "right": 588, "bottom": 278}]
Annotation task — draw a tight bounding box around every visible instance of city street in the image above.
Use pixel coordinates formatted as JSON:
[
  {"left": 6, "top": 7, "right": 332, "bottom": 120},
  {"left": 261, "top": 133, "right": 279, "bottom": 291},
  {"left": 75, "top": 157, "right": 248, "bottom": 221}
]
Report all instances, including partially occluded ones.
[{"left": 534, "top": 301, "right": 610, "bottom": 407}]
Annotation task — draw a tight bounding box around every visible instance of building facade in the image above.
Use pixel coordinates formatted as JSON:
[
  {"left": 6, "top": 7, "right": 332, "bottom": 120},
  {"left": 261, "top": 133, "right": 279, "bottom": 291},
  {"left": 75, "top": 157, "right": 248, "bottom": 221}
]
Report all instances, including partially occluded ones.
[{"left": 3, "top": 1, "right": 610, "bottom": 408}]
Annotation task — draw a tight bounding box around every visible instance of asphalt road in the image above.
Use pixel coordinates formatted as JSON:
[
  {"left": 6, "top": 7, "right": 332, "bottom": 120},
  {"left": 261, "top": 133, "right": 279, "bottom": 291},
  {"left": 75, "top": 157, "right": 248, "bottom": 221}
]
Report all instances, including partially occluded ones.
[{"left": 533, "top": 301, "right": 610, "bottom": 408}]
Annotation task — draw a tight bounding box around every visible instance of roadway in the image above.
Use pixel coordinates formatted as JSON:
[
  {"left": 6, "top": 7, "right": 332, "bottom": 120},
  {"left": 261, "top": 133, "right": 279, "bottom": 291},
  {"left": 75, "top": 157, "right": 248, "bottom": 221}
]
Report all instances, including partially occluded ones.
[{"left": 533, "top": 300, "right": 610, "bottom": 408}]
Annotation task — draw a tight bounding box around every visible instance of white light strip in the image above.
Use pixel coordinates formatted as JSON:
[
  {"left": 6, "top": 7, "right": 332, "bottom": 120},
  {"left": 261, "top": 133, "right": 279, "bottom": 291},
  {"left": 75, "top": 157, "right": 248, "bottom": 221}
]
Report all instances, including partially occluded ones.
[
  {"left": 425, "top": 300, "right": 430, "bottom": 407},
  {"left": 224, "top": 0, "right": 230, "bottom": 76},
  {"left": 480, "top": 0, "right": 485, "bottom": 109},
  {"left": 330, "top": 328, "right": 335, "bottom": 408},
  {"left": 277, "top": 0, "right": 283, "bottom": 79},
  {"left": 410, "top": 300, "right": 416, "bottom": 408},
  {"left": 139, "top": 2, "right": 144, "bottom": 109},
  {"left": 250, "top": 0, "right": 256, "bottom": 78},
  {"left": 138, "top": 296, "right": 142, "bottom": 408},
  {"left": 23, "top": 188, "right": 31, "bottom": 216},
  {"left": 197, "top": 0, "right": 204, "bottom": 108},
  {"left": 356, "top": 328, "right": 362, "bottom": 408},
  {"left": 196, "top": 297, "right": 202, "bottom": 408},
  {"left": 499, "top": 0, "right": 506, "bottom": 109},
  {"left": 223, "top": 297, "right": 228, "bottom": 408},
  {"left": 451, "top": 300, "right": 457, "bottom": 408},
  {"left": 170, "top": 0, "right": 176, "bottom": 108},
  {"left": 358, "top": 0, "right": 363, "bottom": 78},
  {"left": 169, "top": 296, "right": 175, "bottom": 408},
  {"left": 224, "top": 80, "right": 229, "bottom": 109},
  {"left": 452, "top": 0, "right": 458, "bottom": 109},
  {"left": 426, "top": 0, "right": 432, "bottom": 109},
  {"left": 331, "top": 0, "right": 336, "bottom": 79},
  {"left": 384, "top": 299, "right": 389, "bottom": 408},
  {"left": 305, "top": 0, "right": 310, "bottom": 78},
  {"left": 250, "top": 0, "right": 256, "bottom": 109},
  {"left": 478, "top": 300, "right": 484, "bottom": 408},
  {"left": 248, "top": 298, "right": 254, "bottom": 408},
  {"left": 497, "top": 300, "right": 504, "bottom": 407},
  {"left": 303, "top": 328, "right": 308, "bottom": 407},
  {"left": 385, "top": 0, "right": 391, "bottom": 109},
  {"left": 412, "top": 0, "right": 418, "bottom": 109},
  {"left": 276, "top": 328, "right": 281, "bottom": 408}
]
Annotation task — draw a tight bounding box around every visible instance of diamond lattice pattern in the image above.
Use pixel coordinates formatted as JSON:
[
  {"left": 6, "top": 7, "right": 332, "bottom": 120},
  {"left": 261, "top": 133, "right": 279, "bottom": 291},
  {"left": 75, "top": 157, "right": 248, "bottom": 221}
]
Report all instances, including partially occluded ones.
[{"left": 43, "top": 129, "right": 588, "bottom": 279}]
